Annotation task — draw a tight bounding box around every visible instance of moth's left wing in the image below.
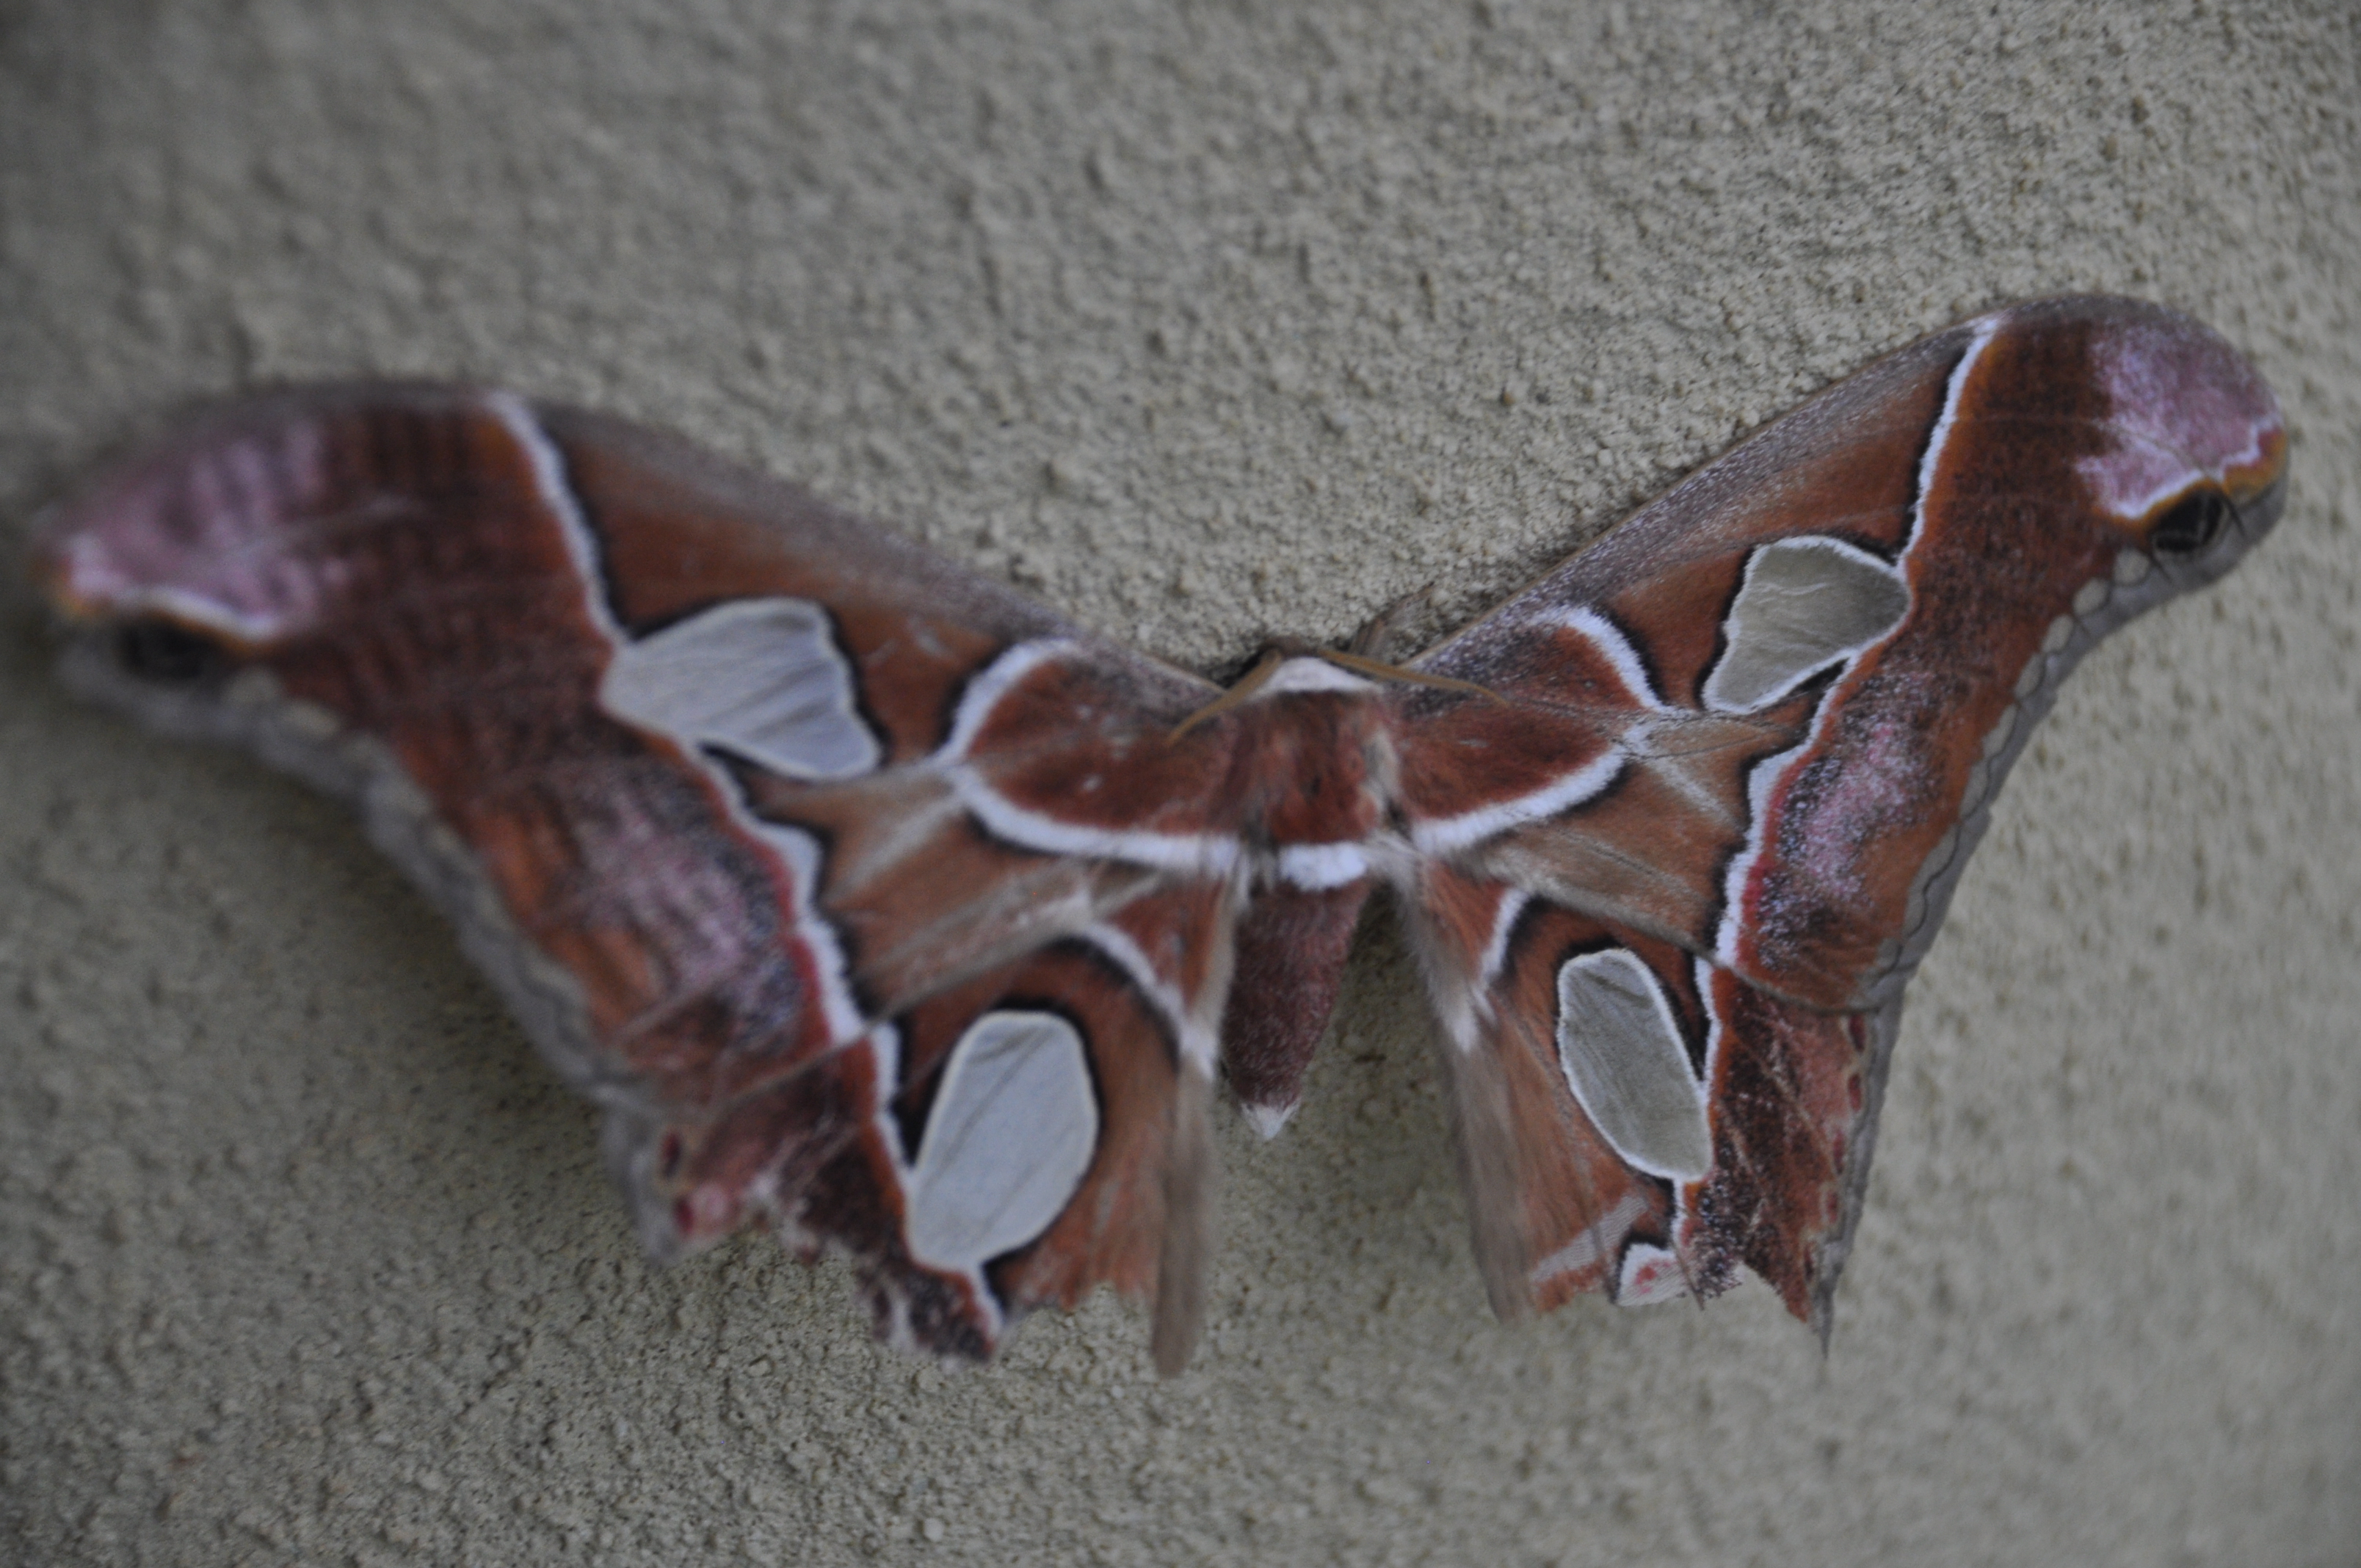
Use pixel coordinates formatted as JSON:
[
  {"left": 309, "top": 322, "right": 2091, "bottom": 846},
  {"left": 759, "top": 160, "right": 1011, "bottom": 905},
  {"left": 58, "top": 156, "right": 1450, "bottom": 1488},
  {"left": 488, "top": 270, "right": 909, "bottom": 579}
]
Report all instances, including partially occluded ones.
[{"left": 32, "top": 385, "right": 1235, "bottom": 1367}]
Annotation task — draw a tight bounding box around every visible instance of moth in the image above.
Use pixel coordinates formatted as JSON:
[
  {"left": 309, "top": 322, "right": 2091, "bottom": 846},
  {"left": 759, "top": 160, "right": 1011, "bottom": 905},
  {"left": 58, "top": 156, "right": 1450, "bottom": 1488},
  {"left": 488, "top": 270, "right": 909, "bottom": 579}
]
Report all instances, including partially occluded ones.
[{"left": 30, "top": 296, "right": 2286, "bottom": 1373}]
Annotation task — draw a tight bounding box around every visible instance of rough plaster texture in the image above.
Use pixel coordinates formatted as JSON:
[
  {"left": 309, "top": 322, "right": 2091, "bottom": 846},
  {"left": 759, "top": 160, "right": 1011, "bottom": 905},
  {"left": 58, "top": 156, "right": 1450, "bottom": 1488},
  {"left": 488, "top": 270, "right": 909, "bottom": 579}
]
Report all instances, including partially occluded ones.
[{"left": 2, "top": 3, "right": 2357, "bottom": 1564}]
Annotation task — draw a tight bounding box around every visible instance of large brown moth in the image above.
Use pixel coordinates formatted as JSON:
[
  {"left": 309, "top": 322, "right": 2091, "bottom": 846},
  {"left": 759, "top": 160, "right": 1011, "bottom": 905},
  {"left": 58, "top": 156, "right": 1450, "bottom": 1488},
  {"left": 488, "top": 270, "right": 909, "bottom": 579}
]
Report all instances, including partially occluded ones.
[{"left": 30, "top": 295, "right": 2287, "bottom": 1372}]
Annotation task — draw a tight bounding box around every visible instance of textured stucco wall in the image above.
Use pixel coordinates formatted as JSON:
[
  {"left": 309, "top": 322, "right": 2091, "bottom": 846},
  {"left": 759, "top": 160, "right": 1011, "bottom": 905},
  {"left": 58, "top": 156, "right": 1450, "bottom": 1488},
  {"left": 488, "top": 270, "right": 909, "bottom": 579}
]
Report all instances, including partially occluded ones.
[{"left": 3, "top": 4, "right": 2357, "bottom": 1564}]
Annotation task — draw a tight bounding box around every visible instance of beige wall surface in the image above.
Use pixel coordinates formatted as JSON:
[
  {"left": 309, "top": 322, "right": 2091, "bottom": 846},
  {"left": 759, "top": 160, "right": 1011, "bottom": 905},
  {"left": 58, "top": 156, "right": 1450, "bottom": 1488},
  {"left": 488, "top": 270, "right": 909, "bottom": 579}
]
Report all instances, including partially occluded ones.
[{"left": 3, "top": 3, "right": 2356, "bottom": 1564}]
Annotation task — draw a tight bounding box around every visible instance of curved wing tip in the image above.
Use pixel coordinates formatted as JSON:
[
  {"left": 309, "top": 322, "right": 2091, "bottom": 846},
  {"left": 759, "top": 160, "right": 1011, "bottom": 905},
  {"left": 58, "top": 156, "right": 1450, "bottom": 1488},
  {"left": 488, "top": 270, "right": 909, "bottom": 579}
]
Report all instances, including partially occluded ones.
[{"left": 1238, "top": 1097, "right": 1299, "bottom": 1140}]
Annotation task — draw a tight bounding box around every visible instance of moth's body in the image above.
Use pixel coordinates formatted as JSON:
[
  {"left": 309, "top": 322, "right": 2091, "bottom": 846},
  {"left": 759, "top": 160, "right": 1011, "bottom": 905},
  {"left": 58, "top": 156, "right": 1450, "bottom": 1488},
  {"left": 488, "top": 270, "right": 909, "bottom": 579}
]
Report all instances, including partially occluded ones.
[{"left": 34, "top": 296, "right": 2285, "bottom": 1370}]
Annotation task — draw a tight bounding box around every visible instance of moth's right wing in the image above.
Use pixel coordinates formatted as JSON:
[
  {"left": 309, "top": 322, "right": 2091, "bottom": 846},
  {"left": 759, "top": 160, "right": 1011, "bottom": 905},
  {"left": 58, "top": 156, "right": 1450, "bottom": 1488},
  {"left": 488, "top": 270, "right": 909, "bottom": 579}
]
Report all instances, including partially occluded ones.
[{"left": 1389, "top": 296, "right": 2285, "bottom": 1327}]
